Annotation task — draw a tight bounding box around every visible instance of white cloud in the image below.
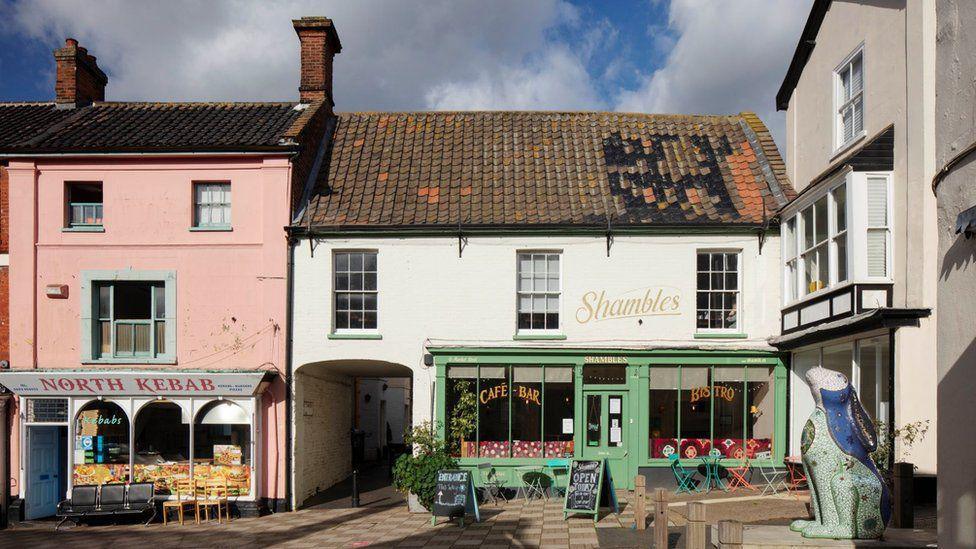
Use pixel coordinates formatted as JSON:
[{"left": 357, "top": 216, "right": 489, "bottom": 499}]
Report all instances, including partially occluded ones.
[
  {"left": 5, "top": 0, "right": 809, "bottom": 148},
  {"left": 615, "top": 0, "right": 810, "bottom": 146}
]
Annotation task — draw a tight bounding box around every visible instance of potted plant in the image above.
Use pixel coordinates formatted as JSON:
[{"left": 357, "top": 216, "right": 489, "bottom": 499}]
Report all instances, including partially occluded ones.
[
  {"left": 393, "top": 421, "right": 458, "bottom": 513},
  {"left": 449, "top": 380, "right": 477, "bottom": 457}
]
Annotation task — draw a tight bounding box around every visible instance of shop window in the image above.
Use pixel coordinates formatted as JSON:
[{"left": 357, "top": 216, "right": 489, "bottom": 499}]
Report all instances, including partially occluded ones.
[
  {"left": 193, "top": 401, "right": 251, "bottom": 496},
  {"left": 746, "top": 367, "right": 775, "bottom": 459},
  {"left": 649, "top": 368, "right": 679, "bottom": 458},
  {"left": 712, "top": 367, "right": 746, "bottom": 458},
  {"left": 477, "top": 366, "right": 510, "bottom": 458},
  {"left": 678, "top": 367, "right": 711, "bottom": 458},
  {"left": 543, "top": 367, "right": 574, "bottom": 458},
  {"left": 334, "top": 251, "right": 378, "bottom": 331},
  {"left": 193, "top": 182, "right": 231, "bottom": 228},
  {"left": 696, "top": 252, "right": 740, "bottom": 330},
  {"left": 133, "top": 401, "right": 189, "bottom": 494},
  {"left": 583, "top": 364, "right": 626, "bottom": 384},
  {"left": 73, "top": 400, "right": 130, "bottom": 485},
  {"left": 857, "top": 337, "right": 890, "bottom": 423},
  {"left": 511, "top": 367, "right": 542, "bottom": 458},
  {"left": 66, "top": 182, "right": 103, "bottom": 228},
  {"left": 446, "top": 366, "right": 478, "bottom": 458},
  {"left": 95, "top": 281, "right": 167, "bottom": 358},
  {"left": 823, "top": 343, "right": 853, "bottom": 383},
  {"left": 517, "top": 252, "right": 561, "bottom": 332},
  {"left": 27, "top": 398, "right": 68, "bottom": 423}
]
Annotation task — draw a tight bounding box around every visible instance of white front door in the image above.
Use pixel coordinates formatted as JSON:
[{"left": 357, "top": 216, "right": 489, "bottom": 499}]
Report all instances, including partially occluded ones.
[{"left": 26, "top": 426, "right": 61, "bottom": 519}]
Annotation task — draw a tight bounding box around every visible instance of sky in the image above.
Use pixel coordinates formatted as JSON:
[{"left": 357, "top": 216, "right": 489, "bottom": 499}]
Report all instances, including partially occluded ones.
[{"left": 0, "top": 0, "right": 812, "bottom": 148}]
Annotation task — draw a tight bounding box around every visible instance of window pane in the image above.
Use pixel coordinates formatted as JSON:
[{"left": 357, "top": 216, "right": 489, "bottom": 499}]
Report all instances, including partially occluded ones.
[
  {"left": 801, "top": 207, "right": 813, "bottom": 250},
  {"left": 543, "top": 367, "right": 575, "bottom": 457},
  {"left": 833, "top": 185, "right": 847, "bottom": 232},
  {"left": 155, "top": 321, "right": 166, "bottom": 355},
  {"left": 697, "top": 253, "right": 709, "bottom": 271},
  {"left": 867, "top": 178, "right": 888, "bottom": 226},
  {"left": 786, "top": 259, "right": 797, "bottom": 302},
  {"left": 363, "top": 312, "right": 377, "bottom": 329},
  {"left": 533, "top": 255, "right": 546, "bottom": 274},
  {"left": 335, "top": 253, "right": 349, "bottom": 271},
  {"left": 350, "top": 253, "right": 363, "bottom": 271},
  {"left": 478, "top": 366, "right": 510, "bottom": 458},
  {"left": 585, "top": 394, "right": 601, "bottom": 447},
  {"left": 446, "top": 367, "right": 478, "bottom": 457},
  {"left": 100, "top": 321, "right": 112, "bottom": 355},
  {"left": 746, "top": 367, "right": 775, "bottom": 459},
  {"left": 710, "top": 253, "right": 724, "bottom": 271},
  {"left": 364, "top": 273, "right": 377, "bottom": 291},
  {"left": 335, "top": 273, "right": 349, "bottom": 291},
  {"left": 134, "top": 323, "right": 151, "bottom": 354},
  {"left": 842, "top": 105, "right": 854, "bottom": 142},
  {"left": 851, "top": 54, "right": 863, "bottom": 95},
  {"left": 335, "top": 311, "right": 349, "bottom": 329},
  {"left": 133, "top": 402, "right": 189, "bottom": 495},
  {"left": 784, "top": 219, "right": 796, "bottom": 258},
  {"left": 74, "top": 401, "right": 130, "bottom": 485},
  {"left": 725, "top": 272, "right": 738, "bottom": 290},
  {"left": 364, "top": 253, "right": 377, "bottom": 271},
  {"left": 349, "top": 273, "right": 363, "bottom": 291},
  {"left": 823, "top": 343, "right": 853, "bottom": 384},
  {"left": 679, "top": 367, "right": 711, "bottom": 453},
  {"left": 858, "top": 337, "right": 890, "bottom": 423},
  {"left": 511, "top": 367, "right": 542, "bottom": 457},
  {"left": 518, "top": 254, "right": 532, "bottom": 275},
  {"left": 836, "top": 234, "right": 848, "bottom": 282},
  {"left": 547, "top": 254, "right": 559, "bottom": 275},
  {"left": 114, "top": 283, "right": 152, "bottom": 319},
  {"left": 98, "top": 286, "right": 111, "bottom": 318},
  {"left": 711, "top": 273, "right": 724, "bottom": 290},
  {"left": 841, "top": 62, "right": 851, "bottom": 100},
  {"left": 712, "top": 367, "right": 745, "bottom": 458},
  {"left": 649, "top": 367, "right": 679, "bottom": 458},
  {"left": 816, "top": 244, "right": 829, "bottom": 290},
  {"left": 519, "top": 276, "right": 532, "bottom": 292},
  {"left": 867, "top": 230, "right": 887, "bottom": 277},
  {"left": 697, "top": 272, "right": 709, "bottom": 290},
  {"left": 153, "top": 285, "right": 165, "bottom": 318},
  {"left": 583, "top": 364, "right": 626, "bottom": 384},
  {"left": 814, "top": 197, "right": 828, "bottom": 243},
  {"left": 116, "top": 323, "right": 134, "bottom": 354},
  {"left": 608, "top": 396, "right": 624, "bottom": 448}
]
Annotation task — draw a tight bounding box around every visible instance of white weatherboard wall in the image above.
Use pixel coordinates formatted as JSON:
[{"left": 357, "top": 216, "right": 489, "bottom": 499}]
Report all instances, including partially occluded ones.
[{"left": 290, "top": 233, "right": 781, "bottom": 501}]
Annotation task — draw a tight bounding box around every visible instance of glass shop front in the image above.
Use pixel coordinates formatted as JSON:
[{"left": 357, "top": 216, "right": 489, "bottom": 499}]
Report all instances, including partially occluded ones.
[{"left": 434, "top": 350, "right": 787, "bottom": 489}]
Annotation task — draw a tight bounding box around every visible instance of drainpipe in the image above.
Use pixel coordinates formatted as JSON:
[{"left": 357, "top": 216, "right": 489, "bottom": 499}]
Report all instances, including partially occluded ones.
[
  {"left": 0, "top": 394, "right": 8, "bottom": 528},
  {"left": 284, "top": 235, "right": 296, "bottom": 511}
]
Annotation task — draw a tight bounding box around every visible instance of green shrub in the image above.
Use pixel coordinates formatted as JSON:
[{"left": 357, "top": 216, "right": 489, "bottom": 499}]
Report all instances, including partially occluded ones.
[{"left": 392, "top": 421, "right": 458, "bottom": 510}]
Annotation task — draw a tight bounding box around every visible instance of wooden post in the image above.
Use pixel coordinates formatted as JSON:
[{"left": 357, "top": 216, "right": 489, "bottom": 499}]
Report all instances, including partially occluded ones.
[
  {"left": 892, "top": 462, "right": 914, "bottom": 528},
  {"left": 634, "top": 475, "right": 647, "bottom": 531},
  {"left": 686, "top": 501, "right": 707, "bottom": 549},
  {"left": 717, "top": 520, "right": 743, "bottom": 549},
  {"left": 653, "top": 488, "right": 669, "bottom": 549}
]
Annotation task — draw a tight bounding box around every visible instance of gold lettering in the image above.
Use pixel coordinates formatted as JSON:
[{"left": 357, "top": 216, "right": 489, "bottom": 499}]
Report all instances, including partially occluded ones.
[{"left": 576, "top": 291, "right": 597, "bottom": 323}]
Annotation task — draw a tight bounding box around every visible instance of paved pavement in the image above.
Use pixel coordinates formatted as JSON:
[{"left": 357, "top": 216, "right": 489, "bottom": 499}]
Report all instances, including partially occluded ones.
[{"left": 0, "top": 489, "right": 820, "bottom": 549}]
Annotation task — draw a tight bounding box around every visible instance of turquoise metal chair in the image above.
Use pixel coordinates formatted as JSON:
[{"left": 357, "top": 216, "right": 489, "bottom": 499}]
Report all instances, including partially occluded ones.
[
  {"left": 544, "top": 458, "right": 571, "bottom": 496},
  {"left": 668, "top": 453, "right": 699, "bottom": 494}
]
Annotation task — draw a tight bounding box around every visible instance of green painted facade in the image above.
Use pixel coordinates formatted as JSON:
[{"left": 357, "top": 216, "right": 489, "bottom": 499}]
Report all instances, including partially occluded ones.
[{"left": 431, "top": 346, "right": 788, "bottom": 490}]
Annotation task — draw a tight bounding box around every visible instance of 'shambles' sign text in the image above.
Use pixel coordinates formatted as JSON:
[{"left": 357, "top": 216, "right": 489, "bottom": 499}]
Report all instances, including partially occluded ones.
[{"left": 576, "top": 287, "right": 682, "bottom": 324}]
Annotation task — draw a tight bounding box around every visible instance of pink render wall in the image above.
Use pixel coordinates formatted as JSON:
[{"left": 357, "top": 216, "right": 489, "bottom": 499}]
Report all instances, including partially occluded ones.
[{"left": 6, "top": 155, "right": 292, "bottom": 501}]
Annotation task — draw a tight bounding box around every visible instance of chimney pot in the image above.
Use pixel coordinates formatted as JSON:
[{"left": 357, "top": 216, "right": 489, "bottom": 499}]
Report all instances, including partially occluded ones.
[
  {"left": 293, "top": 16, "right": 341, "bottom": 106},
  {"left": 54, "top": 38, "right": 107, "bottom": 107}
]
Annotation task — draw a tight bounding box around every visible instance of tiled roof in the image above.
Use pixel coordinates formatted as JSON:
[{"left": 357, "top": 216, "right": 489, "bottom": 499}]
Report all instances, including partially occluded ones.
[
  {"left": 297, "top": 111, "right": 795, "bottom": 228},
  {"left": 0, "top": 103, "right": 75, "bottom": 147},
  {"left": 0, "top": 101, "right": 322, "bottom": 153}
]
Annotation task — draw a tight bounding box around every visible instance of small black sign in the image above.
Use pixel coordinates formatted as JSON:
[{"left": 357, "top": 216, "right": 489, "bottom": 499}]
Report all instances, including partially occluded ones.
[
  {"left": 432, "top": 469, "right": 480, "bottom": 525},
  {"left": 563, "top": 459, "right": 619, "bottom": 521}
]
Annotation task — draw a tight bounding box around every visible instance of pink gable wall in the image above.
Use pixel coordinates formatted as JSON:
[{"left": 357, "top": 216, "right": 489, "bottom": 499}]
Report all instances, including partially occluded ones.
[{"left": 6, "top": 155, "right": 292, "bottom": 500}]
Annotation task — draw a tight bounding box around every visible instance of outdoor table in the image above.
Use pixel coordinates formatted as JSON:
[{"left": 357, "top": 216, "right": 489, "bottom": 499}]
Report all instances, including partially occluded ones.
[{"left": 698, "top": 454, "right": 728, "bottom": 492}]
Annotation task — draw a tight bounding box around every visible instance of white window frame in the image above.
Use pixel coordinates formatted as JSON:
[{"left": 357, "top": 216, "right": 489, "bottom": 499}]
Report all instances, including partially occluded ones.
[
  {"left": 863, "top": 173, "right": 893, "bottom": 281},
  {"left": 695, "top": 249, "right": 742, "bottom": 333},
  {"left": 193, "top": 181, "right": 232, "bottom": 229},
  {"left": 516, "top": 251, "right": 563, "bottom": 335},
  {"left": 332, "top": 250, "right": 379, "bottom": 334},
  {"left": 833, "top": 44, "right": 865, "bottom": 152}
]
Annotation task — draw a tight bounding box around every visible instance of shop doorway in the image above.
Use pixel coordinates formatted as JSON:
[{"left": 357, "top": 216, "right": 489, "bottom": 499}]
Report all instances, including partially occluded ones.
[
  {"left": 25, "top": 425, "right": 67, "bottom": 520},
  {"left": 581, "top": 391, "right": 629, "bottom": 484}
]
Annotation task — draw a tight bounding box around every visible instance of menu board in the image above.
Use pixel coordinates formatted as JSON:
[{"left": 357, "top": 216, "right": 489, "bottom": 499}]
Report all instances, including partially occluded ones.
[
  {"left": 563, "top": 459, "right": 619, "bottom": 520},
  {"left": 432, "top": 470, "right": 480, "bottom": 525}
]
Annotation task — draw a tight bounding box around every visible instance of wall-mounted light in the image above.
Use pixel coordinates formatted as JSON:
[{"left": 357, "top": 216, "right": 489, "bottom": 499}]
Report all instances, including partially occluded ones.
[{"left": 45, "top": 284, "right": 69, "bottom": 299}]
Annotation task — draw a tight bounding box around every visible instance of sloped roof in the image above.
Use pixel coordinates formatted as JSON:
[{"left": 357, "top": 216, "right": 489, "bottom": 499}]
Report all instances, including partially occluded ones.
[
  {"left": 296, "top": 110, "right": 795, "bottom": 229},
  {"left": 0, "top": 101, "right": 324, "bottom": 154}
]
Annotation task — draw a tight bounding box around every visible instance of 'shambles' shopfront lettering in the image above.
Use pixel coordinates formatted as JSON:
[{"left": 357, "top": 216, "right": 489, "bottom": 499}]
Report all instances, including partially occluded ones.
[{"left": 576, "top": 287, "right": 681, "bottom": 324}]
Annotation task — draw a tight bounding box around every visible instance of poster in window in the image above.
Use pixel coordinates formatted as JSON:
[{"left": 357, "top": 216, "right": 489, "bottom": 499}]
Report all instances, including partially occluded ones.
[
  {"left": 213, "top": 445, "right": 242, "bottom": 466},
  {"left": 562, "top": 418, "right": 574, "bottom": 434}
]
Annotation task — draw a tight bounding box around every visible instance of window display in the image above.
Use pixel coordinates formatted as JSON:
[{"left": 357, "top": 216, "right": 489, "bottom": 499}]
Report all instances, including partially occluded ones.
[
  {"left": 194, "top": 401, "right": 251, "bottom": 496},
  {"left": 133, "top": 401, "right": 189, "bottom": 494},
  {"left": 511, "top": 367, "right": 542, "bottom": 458},
  {"left": 649, "top": 368, "right": 679, "bottom": 458},
  {"left": 73, "top": 400, "right": 130, "bottom": 485},
  {"left": 543, "top": 367, "right": 574, "bottom": 458}
]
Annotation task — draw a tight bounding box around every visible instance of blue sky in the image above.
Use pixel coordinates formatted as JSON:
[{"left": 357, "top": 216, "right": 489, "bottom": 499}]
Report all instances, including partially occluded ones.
[{"left": 0, "top": 0, "right": 809, "bottom": 146}]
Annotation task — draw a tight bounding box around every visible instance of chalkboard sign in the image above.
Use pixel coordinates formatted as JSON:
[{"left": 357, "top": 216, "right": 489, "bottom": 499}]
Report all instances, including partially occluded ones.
[
  {"left": 432, "top": 469, "right": 480, "bottom": 526},
  {"left": 563, "top": 459, "right": 619, "bottom": 521}
]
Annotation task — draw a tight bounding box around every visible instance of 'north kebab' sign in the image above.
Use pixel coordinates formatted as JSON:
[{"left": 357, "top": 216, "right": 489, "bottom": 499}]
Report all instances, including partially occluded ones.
[{"left": 0, "top": 371, "right": 268, "bottom": 396}]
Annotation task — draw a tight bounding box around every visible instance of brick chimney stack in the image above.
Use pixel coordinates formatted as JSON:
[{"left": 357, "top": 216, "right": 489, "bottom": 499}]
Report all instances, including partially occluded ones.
[
  {"left": 293, "top": 17, "right": 342, "bottom": 105},
  {"left": 54, "top": 38, "right": 108, "bottom": 107}
]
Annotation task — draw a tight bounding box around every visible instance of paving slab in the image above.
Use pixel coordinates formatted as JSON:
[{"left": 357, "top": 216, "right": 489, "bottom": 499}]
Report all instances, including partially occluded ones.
[{"left": 710, "top": 525, "right": 938, "bottom": 549}]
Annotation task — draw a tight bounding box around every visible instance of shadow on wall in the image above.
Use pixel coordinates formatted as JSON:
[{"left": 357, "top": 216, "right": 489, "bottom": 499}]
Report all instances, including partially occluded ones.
[
  {"left": 939, "top": 231, "right": 976, "bottom": 282},
  {"left": 938, "top": 335, "right": 976, "bottom": 547}
]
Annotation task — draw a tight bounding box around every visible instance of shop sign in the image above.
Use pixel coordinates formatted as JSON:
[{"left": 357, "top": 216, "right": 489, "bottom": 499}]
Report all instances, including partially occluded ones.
[
  {"left": 689, "top": 385, "right": 736, "bottom": 404},
  {"left": 479, "top": 383, "right": 541, "bottom": 406},
  {"left": 583, "top": 356, "right": 627, "bottom": 364},
  {"left": 0, "top": 371, "right": 268, "bottom": 396},
  {"left": 576, "top": 287, "right": 681, "bottom": 323}
]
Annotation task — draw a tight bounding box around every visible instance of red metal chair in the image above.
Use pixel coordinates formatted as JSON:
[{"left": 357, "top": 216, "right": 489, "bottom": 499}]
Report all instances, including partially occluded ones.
[
  {"left": 784, "top": 456, "right": 808, "bottom": 498},
  {"left": 725, "top": 457, "right": 758, "bottom": 493}
]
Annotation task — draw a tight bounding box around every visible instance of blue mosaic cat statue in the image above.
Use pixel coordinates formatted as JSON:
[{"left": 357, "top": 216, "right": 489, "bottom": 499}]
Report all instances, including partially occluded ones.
[{"left": 790, "top": 366, "right": 890, "bottom": 539}]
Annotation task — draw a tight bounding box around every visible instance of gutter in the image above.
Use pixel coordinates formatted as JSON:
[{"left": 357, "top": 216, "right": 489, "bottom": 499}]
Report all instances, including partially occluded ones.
[
  {"left": 287, "top": 222, "right": 776, "bottom": 239},
  {"left": 0, "top": 150, "right": 296, "bottom": 159}
]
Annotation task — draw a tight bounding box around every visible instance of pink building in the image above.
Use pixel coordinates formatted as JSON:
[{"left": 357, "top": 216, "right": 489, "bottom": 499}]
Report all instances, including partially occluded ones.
[{"left": 0, "top": 18, "right": 338, "bottom": 521}]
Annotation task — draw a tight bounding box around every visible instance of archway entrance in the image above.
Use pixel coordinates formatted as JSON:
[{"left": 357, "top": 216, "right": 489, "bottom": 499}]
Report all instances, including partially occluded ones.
[{"left": 294, "top": 360, "right": 412, "bottom": 509}]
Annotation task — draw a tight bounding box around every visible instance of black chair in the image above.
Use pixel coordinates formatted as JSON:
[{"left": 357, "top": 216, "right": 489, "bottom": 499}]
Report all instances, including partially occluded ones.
[
  {"left": 120, "top": 482, "right": 157, "bottom": 525},
  {"left": 97, "top": 483, "right": 127, "bottom": 514},
  {"left": 56, "top": 485, "right": 98, "bottom": 530}
]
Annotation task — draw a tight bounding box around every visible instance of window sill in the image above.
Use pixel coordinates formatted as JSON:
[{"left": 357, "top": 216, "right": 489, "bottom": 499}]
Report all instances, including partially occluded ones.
[
  {"left": 693, "top": 332, "right": 748, "bottom": 340},
  {"left": 189, "top": 226, "right": 233, "bottom": 232},
  {"left": 328, "top": 333, "right": 383, "bottom": 340},
  {"left": 62, "top": 226, "right": 105, "bottom": 233},
  {"left": 82, "top": 357, "right": 176, "bottom": 365},
  {"left": 830, "top": 131, "right": 867, "bottom": 161},
  {"left": 512, "top": 334, "right": 567, "bottom": 341}
]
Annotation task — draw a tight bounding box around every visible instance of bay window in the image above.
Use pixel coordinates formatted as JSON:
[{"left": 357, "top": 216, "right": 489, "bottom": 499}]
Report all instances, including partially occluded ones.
[{"left": 782, "top": 172, "right": 891, "bottom": 304}]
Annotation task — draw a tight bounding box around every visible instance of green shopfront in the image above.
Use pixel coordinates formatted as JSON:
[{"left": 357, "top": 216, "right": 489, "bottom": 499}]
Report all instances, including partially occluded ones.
[{"left": 433, "top": 348, "right": 787, "bottom": 490}]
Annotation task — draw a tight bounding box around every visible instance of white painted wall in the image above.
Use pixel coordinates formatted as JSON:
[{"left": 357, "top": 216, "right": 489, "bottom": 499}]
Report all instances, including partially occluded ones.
[{"left": 292, "top": 232, "right": 782, "bottom": 442}]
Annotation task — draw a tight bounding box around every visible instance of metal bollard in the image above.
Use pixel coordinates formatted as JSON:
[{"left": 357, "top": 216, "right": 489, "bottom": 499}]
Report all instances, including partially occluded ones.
[{"left": 351, "top": 469, "right": 360, "bottom": 508}]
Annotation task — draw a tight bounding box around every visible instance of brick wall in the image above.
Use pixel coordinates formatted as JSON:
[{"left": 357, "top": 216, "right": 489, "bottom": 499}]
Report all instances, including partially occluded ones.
[
  {"left": 288, "top": 104, "right": 334, "bottom": 220},
  {"left": 294, "top": 367, "right": 353, "bottom": 506}
]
